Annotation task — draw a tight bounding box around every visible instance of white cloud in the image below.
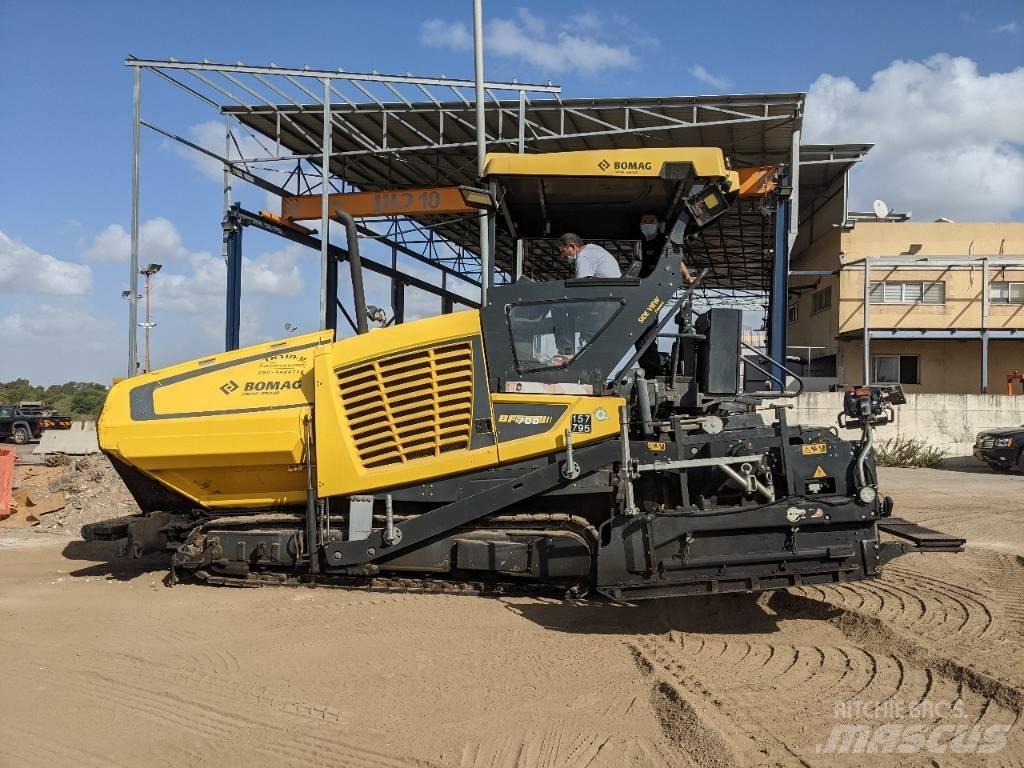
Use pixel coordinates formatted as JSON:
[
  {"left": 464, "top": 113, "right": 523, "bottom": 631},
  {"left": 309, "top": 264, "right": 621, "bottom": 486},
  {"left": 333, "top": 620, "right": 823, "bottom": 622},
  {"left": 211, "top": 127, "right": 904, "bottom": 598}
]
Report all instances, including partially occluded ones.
[
  {"left": 805, "top": 55, "right": 1024, "bottom": 220},
  {"left": 0, "top": 222, "right": 304, "bottom": 381},
  {"left": 420, "top": 17, "right": 472, "bottom": 50},
  {"left": 993, "top": 21, "right": 1018, "bottom": 34},
  {"left": 152, "top": 253, "right": 223, "bottom": 315},
  {"left": 0, "top": 305, "right": 118, "bottom": 383},
  {"left": 0, "top": 229, "right": 92, "bottom": 296},
  {"left": 567, "top": 11, "right": 602, "bottom": 34},
  {"left": 243, "top": 245, "right": 303, "bottom": 297},
  {"left": 82, "top": 223, "right": 130, "bottom": 263},
  {"left": 514, "top": 7, "right": 546, "bottom": 37},
  {"left": 420, "top": 8, "right": 642, "bottom": 75},
  {"left": 82, "top": 217, "right": 192, "bottom": 264},
  {"left": 79, "top": 215, "right": 304, "bottom": 324},
  {"left": 82, "top": 217, "right": 303, "bottom": 307},
  {"left": 154, "top": 245, "right": 304, "bottom": 315},
  {"left": 0, "top": 305, "right": 109, "bottom": 339},
  {"left": 689, "top": 64, "right": 732, "bottom": 91},
  {"left": 169, "top": 120, "right": 271, "bottom": 184}
]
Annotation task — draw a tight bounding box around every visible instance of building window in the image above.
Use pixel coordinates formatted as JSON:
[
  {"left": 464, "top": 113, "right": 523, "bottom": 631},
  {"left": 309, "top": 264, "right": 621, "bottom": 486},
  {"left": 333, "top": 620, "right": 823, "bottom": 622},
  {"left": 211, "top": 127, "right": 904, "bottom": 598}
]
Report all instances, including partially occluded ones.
[
  {"left": 872, "top": 355, "right": 920, "bottom": 385},
  {"left": 991, "top": 282, "right": 1024, "bottom": 304},
  {"left": 788, "top": 303, "right": 799, "bottom": 324},
  {"left": 812, "top": 286, "right": 832, "bottom": 314},
  {"left": 869, "top": 281, "right": 945, "bottom": 304}
]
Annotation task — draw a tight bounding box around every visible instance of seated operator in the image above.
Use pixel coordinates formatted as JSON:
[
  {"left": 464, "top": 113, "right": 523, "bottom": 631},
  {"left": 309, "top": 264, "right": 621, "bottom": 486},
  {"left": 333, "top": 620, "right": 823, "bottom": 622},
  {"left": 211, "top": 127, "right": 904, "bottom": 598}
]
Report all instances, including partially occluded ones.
[
  {"left": 557, "top": 232, "right": 622, "bottom": 279},
  {"left": 550, "top": 233, "right": 622, "bottom": 366}
]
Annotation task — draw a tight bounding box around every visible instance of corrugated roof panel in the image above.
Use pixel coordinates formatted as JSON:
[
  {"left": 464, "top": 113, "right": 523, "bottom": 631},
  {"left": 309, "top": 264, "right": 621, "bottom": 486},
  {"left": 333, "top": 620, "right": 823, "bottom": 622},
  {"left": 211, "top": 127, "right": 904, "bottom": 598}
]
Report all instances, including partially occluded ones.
[{"left": 222, "top": 94, "right": 857, "bottom": 291}]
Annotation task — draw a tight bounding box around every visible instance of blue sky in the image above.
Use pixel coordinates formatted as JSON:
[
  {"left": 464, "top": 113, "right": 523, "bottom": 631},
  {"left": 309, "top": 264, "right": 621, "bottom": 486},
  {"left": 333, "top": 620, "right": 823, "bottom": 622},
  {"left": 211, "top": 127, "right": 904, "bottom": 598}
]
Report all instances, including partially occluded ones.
[{"left": 1, "top": 0, "right": 1022, "bottom": 384}]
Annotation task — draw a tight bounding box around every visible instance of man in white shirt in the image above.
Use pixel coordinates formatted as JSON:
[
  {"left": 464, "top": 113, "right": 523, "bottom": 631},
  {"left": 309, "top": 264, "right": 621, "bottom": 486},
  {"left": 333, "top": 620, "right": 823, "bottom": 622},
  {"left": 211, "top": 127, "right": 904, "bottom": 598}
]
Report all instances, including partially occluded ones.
[
  {"left": 557, "top": 233, "right": 621, "bottom": 278},
  {"left": 547, "top": 233, "right": 622, "bottom": 365}
]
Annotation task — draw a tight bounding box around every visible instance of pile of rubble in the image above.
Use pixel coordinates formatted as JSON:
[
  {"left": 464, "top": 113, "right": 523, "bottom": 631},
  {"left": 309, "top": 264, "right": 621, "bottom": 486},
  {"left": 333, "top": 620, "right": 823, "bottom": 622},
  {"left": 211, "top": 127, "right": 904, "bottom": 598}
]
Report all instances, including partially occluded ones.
[{"left": 0, "top": 455, "right": 139, "bottom": 533}]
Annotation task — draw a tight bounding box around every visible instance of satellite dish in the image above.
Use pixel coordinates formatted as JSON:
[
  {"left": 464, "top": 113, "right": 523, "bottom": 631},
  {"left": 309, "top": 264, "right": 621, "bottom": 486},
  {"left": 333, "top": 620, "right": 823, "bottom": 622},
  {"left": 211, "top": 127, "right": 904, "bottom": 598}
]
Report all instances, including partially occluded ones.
[{"left": 872, "top": 199, "right": 890, "bottom": 219}]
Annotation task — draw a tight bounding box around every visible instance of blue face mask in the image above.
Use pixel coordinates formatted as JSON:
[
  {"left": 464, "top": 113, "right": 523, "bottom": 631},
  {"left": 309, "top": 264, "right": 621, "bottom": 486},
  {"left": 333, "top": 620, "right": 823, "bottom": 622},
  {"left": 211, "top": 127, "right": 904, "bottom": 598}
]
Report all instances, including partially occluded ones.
[{"left": 640, "top": 223, "right": 658, "bottom": 238}]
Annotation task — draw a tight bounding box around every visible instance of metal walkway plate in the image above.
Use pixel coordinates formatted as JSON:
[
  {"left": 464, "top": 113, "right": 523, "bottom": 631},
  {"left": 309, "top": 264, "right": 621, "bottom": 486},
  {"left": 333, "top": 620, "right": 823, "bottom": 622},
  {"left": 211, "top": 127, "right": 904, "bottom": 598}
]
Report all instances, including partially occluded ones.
[{"left": 877, "top": 518, "right": 965, "bottom": 552}]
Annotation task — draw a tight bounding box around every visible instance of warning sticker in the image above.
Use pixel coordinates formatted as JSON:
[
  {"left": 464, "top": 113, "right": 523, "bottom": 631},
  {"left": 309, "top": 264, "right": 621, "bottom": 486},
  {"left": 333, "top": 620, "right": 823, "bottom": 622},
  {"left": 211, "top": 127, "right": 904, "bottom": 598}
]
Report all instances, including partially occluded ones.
[
  {"left": 801, "top": 443, "right": 827, "bottom": 456},
  {"left": 813, "top": 465, "right": 828, "bottom": 479}
]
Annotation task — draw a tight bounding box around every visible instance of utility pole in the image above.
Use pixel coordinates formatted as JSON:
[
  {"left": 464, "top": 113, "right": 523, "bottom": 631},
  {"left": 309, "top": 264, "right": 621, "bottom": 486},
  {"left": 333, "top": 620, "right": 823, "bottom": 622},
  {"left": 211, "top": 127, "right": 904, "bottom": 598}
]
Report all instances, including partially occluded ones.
[
  {"left": 863, "top": 258, "right": 871, "bottom": 385},
  {"left": 139, "top": 263, "right": 162, "bottom": 373},
  {"left": 473, "top": 0, "right": 489, "bottom": 306},
  {"left": 129, "top": 65, "right": 142, "bottom": 377}
]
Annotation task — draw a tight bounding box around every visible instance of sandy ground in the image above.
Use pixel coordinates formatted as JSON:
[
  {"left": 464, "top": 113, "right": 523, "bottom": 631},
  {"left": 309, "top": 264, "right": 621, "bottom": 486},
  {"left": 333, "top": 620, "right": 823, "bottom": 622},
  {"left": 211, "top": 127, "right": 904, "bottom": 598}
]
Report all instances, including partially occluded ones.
[{"left": 1, "top": 466, "right": 1023, "bottom": 767}]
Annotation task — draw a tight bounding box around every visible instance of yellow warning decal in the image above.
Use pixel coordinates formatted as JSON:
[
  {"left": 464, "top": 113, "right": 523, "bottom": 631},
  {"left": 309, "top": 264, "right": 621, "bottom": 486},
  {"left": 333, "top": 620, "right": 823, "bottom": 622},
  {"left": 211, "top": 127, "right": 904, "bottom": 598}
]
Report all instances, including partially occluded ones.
[
  {"left": 647, "top": 441, "right": 667, "bottom": 452},
  {"left": 813, "top": 465, "right": 828, "bottom": 479},
  {"left": 801, "top": 443, "right": 827, "bottom": 456}
]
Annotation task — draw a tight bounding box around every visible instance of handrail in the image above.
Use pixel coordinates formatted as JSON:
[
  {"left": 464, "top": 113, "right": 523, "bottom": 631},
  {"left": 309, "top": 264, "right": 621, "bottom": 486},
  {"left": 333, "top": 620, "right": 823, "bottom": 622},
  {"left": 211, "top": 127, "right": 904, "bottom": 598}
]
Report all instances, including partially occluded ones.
[
  {"left": 608, "top": 269, "right": 708, "bottom": 391},
  {"left": 739, "top": 341, "right": 804, "bottom": 398}
]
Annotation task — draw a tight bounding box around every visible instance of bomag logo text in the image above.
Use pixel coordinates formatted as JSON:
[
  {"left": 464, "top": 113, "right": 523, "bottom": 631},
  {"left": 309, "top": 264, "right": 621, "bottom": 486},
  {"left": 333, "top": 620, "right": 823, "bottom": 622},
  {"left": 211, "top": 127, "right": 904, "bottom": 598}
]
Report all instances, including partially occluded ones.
[
  {"left": 242, "top": 380, "right": 303, "bottom": 392},
  {"left": 498, "top": 414, "right": 554, "bottom": 425},
  {"left": 614, "top": 161, "right": 652, "bottom": 171},
  {"left": 638, "top": 297, "right": 664, "bottom": 323}
]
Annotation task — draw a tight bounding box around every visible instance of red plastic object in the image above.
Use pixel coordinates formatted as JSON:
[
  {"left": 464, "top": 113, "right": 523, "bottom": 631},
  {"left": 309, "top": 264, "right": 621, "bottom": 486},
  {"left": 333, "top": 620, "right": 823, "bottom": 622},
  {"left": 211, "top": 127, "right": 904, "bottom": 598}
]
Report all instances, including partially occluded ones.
[{"left": 0, "top": 446, "right": 15, "bottom": 520}]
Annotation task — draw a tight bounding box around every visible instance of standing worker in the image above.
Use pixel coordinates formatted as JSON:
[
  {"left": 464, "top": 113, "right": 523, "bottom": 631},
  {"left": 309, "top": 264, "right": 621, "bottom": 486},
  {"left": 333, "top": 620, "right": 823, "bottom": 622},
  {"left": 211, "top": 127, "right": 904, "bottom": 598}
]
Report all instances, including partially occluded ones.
[
  {"left": 635, "top": 213, "right": 697, "bottom": 377},
  {"left": 639, "top": 213, "right": 694, "bottom": 283}
]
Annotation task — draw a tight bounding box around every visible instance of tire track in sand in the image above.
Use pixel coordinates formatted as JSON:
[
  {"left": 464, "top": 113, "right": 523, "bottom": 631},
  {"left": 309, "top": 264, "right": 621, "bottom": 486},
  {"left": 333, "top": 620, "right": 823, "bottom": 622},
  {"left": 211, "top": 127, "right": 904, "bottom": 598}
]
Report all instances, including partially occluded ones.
[
  {"left": 799, "top": 554, "right": 1024, "bottom": 689},
  {"left": 17, "top": 653, "right": 441, "bottom": 768},
  {"left": 625, "top": 585, "right": 1023, "bottom": 767}
]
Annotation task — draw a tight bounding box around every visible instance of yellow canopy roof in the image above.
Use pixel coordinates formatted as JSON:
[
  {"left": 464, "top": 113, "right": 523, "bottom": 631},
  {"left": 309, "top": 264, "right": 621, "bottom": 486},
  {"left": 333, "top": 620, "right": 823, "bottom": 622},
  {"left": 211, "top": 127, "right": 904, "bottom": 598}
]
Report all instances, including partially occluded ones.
[{"left": 483, "top": 148, "right": 738, "bottom": 188}]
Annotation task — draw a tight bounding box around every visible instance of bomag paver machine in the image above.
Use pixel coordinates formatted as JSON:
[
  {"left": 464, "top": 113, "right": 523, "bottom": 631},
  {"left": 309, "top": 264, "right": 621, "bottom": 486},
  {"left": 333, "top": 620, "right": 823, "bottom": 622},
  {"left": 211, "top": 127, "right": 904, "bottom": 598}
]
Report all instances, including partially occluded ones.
[{"left": 84, "top": 148, "right": 962, "bottom": 600}]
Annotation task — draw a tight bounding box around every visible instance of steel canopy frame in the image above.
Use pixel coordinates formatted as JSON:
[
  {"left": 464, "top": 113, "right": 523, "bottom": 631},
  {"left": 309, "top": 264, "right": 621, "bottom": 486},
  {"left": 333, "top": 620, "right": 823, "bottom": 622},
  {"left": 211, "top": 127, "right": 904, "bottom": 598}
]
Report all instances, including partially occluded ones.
[
  {"left": 847, "top": 255, "right": 1024, "bottom": 393},
  {"left": 222, "top": 93, "right": 804, "bottom": 288},
  {"left": 123, "top": 56, "right": 813, "bottom": 380},
  {"left": 124, "top": 56, "right": 561, "bottom": 372}
]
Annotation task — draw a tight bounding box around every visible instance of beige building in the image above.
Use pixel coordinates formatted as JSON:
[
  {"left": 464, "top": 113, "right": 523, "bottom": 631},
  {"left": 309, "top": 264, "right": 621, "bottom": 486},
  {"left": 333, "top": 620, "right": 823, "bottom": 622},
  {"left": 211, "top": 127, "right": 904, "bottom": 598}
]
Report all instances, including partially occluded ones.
[{"left": 787, "top": 218, "right": 1024, "bottom": 394}]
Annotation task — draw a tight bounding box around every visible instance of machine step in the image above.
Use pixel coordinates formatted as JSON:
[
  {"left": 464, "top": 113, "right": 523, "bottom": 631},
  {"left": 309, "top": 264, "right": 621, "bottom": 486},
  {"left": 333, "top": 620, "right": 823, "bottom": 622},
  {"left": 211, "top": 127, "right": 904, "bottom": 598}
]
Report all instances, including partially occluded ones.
[{"left": 877, "top": 517, "right": 965, "bottom": 552}]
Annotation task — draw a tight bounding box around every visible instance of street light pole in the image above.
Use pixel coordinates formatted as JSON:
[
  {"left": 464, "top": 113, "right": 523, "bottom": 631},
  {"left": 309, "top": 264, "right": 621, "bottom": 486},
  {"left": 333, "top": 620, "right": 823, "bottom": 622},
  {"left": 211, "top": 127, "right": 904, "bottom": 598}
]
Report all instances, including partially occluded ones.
[{"left": 139, "top": 263, "right": 162, "bottom": 373}]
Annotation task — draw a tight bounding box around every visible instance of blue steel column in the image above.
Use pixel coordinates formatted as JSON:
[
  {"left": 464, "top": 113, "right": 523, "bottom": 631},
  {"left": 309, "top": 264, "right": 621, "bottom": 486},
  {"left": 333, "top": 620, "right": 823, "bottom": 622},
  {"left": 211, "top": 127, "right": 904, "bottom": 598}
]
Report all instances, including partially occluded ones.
[
  {"left": 768, "top": 172, "right": 792, "bottom": 388},
  {"left": 224, "top": 204, "right": 243, "bottom": 350}
]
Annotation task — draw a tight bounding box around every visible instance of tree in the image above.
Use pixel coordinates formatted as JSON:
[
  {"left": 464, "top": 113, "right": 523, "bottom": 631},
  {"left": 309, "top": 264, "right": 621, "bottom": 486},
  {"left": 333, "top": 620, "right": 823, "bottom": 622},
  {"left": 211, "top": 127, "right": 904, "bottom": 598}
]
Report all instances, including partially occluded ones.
[
  {"left": 69, "top": 389, "right": 107, "bottom": 417},
  {"left": 2, "top": 380, "right": 109, "bottom": 417},
  {"left": 0, "top": 379, "right": 39, "bottom": 404}
]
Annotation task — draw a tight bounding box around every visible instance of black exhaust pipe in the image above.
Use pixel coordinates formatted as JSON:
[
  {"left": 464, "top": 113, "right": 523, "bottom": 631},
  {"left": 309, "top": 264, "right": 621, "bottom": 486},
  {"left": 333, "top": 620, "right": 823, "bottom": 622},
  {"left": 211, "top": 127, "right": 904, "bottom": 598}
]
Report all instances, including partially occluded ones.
[{"left": 333, "top": 210, "right": 368, "bottom": 335}]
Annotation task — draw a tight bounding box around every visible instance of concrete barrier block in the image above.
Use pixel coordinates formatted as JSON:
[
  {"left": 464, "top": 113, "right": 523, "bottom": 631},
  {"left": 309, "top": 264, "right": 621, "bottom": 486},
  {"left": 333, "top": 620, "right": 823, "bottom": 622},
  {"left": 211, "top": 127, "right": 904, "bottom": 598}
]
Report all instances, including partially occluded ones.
[
  {"left": 787, "top": 391, "right": 1024, "bottom": 457},
  {"left": 33, "top": 429, "right": 100, "bottom": 456}
]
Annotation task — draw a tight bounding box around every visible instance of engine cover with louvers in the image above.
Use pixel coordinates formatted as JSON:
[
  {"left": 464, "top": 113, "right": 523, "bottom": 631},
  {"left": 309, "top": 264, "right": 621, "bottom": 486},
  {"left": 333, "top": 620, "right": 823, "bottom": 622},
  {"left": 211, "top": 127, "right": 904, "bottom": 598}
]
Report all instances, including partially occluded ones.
[
  {"left": 336, "top": 340, "right": 475, "bottom": 469},
  {"left": 313, "top": 311, "right": 500, "bottom": 498}
]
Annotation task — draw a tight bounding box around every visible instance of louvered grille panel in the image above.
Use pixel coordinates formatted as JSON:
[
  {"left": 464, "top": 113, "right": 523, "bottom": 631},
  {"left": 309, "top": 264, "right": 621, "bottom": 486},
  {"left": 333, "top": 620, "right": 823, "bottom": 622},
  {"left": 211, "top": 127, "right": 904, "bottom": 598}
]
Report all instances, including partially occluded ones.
[{"left": 335, "top": 341, "right": 475, "bottom": 469}]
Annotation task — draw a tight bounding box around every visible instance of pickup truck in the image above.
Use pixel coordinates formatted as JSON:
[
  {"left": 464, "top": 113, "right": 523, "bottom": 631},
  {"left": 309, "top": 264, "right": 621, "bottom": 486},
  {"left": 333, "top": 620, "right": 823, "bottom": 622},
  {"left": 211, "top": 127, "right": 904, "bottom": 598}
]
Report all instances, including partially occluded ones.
[
  {"left": 974, "top": 427, "right": 1024, "bottom": 473},
  {"left": 0, "top": 404, "right": 73, "bottom": 444}
]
